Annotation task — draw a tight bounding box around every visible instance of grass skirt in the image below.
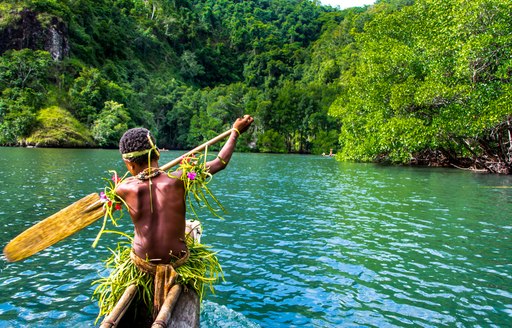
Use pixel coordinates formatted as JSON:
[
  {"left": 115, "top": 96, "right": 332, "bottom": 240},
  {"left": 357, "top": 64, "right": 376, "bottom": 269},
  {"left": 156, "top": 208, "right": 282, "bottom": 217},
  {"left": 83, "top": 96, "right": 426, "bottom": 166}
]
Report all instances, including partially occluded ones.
[{"left": 92, "top": 236, "right": 223, "bottom": 322}]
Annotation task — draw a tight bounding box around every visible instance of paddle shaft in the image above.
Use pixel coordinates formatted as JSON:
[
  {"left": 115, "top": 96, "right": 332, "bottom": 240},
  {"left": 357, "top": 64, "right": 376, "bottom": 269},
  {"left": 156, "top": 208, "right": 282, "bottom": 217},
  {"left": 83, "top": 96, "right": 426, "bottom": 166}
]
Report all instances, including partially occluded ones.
[{"left": 159, "top": 128, "right": 235, "bottom": 171}]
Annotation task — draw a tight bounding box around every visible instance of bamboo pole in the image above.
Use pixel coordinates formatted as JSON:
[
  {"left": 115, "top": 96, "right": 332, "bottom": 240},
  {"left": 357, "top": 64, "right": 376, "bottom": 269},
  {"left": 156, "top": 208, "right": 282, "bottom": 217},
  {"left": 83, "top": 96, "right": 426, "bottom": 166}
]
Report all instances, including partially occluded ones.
[
  {"left": 159, "top": 128, "right": 235, "bottom": 171},
  {"left": 151, "top": 284, "right": 183, "bottom": 328},
  {"left": 100, "top": 284, "right": 138, "bottom": 328}
]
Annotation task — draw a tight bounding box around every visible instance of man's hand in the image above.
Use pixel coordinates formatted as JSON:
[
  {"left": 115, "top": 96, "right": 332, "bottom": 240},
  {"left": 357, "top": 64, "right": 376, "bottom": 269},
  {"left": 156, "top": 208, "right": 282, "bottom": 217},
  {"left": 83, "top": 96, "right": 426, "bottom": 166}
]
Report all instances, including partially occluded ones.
[{"left": 233, "top": 115, "right": 254, "bottom": 135}]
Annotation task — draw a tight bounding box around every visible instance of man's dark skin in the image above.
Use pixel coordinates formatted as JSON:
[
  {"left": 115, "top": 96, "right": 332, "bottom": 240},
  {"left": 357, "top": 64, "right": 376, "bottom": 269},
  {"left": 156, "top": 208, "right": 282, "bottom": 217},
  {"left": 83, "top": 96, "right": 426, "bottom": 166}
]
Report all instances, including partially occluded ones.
[{"left": 115, "top": 115, "right": 254, "bottom": 264}]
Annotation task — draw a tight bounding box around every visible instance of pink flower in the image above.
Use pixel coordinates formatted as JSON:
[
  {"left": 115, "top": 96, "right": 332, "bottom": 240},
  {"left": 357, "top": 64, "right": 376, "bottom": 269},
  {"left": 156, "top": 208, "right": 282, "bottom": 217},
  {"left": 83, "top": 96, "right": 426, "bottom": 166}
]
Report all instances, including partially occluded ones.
[
  {"left": 112, "top": 174, "right": 121, "bottom": 184},
  {"left": 187, "top": 172, "right": 197, "bottom": 180},
  {"left": 100, "top": 192, "right": 108, "bottom": 202}
]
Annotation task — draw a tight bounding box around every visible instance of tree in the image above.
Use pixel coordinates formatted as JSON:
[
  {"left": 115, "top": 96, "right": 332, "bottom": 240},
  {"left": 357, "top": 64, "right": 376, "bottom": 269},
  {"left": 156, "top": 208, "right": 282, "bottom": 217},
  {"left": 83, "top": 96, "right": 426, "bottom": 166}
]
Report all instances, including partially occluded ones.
[
  {"left": 257, "top": 129, "right": 286, "bottom": 153},
  {"left": 0, "top": 49, "right": 53, "bottom": 143},
  {"left": 92, "top": 101, "right": 131, "bottom": 147}
]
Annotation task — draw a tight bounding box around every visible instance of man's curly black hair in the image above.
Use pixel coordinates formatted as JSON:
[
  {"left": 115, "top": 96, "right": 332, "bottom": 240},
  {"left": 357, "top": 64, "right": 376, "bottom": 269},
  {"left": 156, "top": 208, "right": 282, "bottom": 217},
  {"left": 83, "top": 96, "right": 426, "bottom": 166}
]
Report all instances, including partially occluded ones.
[{"left": 119, "top": 128, "right": 159, "bottom": 165}]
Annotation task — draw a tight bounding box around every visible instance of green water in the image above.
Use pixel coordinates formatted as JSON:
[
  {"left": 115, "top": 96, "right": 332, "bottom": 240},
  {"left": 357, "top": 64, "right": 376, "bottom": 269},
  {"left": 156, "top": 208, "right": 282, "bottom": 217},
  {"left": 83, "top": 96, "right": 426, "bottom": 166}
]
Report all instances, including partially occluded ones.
[{"left": 0, "top": 147, "right": 511, "bottom": 327}]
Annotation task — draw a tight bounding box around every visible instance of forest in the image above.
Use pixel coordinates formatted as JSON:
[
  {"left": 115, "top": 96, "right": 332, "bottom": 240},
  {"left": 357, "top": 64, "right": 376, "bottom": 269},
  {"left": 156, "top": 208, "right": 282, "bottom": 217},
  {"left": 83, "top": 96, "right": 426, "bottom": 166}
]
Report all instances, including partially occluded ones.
[{"left": 0, "top": 0, "right": 510, "bottom": 173}]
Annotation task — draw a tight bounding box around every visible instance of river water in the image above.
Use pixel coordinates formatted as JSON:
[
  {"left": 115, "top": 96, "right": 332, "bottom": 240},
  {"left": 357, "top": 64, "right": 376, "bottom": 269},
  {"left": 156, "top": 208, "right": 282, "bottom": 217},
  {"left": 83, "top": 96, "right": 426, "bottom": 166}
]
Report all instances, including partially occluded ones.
[{"left": 0, "top": 147, "right": 510, "bottom": 327}]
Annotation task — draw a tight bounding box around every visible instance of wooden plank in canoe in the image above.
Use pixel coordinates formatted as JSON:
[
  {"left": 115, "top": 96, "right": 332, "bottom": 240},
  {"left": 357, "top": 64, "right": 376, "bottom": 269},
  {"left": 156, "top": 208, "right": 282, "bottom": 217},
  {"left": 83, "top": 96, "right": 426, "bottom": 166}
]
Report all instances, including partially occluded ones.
[
  {"left": 168, "top": 287, "right": 200, "bottom": 328},
  {"left": 105, "top": 285, "right": 199, "bottom": 328}
]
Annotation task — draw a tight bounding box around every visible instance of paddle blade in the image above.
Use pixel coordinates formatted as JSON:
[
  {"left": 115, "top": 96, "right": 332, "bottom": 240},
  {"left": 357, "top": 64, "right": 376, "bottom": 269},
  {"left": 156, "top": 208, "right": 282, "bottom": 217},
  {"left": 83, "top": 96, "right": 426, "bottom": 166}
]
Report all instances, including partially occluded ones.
[{"left": 3, "top": 193, "right": 104, "bottom": 262}]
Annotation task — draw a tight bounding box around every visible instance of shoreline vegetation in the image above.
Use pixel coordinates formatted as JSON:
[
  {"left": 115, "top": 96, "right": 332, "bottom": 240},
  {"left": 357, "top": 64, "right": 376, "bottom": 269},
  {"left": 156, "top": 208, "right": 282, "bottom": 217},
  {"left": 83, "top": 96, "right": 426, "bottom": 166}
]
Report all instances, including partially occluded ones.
[
  {"left": 0, "top": 0, "right": 510, "bottom": 174},
  {"left": 2, "top": 142, "right": 505, "bottom": 176}
]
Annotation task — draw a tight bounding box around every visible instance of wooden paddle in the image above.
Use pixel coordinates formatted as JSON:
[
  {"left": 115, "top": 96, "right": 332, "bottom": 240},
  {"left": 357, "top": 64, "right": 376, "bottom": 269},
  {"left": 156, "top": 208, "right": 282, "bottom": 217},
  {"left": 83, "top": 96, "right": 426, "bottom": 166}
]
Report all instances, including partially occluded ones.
[{"left": 3, "top": 128, "right": 236, "bottom": 262}]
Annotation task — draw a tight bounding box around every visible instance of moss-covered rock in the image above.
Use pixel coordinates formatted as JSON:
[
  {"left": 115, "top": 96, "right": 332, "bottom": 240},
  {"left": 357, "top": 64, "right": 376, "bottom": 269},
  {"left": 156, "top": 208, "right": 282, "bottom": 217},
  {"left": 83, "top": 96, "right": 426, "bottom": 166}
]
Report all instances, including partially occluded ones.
[{"left": 23, "top": 106, "right": 96, "bottom": 147}]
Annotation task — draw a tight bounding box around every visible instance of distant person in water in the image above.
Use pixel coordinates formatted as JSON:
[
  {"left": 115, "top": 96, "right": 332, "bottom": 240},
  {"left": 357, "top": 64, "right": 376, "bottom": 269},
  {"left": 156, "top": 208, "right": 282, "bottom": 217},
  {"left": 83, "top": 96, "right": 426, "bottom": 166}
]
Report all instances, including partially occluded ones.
[
  {"left": 93, "top": 115, "right": 254, "bottom": 320},
  {"left": 323, "top": 149, "right": 335, "bottom": 157}
]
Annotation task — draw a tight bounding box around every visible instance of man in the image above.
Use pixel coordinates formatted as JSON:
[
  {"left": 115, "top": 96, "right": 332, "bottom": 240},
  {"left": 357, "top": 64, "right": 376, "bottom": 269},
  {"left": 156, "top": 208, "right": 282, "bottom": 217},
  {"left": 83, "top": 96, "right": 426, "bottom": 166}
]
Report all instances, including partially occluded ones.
[{"left": 94, "top": 115, "right": 254, "bottom": 321}]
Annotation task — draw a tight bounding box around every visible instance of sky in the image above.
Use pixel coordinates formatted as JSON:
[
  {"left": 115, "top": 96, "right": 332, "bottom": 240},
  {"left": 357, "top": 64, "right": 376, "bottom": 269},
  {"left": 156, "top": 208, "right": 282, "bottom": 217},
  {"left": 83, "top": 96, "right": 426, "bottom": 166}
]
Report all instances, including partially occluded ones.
[{"left": 319, "top": 0, "right": 376, "bottom": 9}]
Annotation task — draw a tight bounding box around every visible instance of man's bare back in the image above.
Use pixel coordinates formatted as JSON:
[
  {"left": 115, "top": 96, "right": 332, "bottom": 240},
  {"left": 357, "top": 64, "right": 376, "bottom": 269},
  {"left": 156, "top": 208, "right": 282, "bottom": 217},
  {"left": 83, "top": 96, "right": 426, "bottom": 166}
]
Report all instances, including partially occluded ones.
[{"left": 116, "top": 172, "right": 187, "bottom": 263}]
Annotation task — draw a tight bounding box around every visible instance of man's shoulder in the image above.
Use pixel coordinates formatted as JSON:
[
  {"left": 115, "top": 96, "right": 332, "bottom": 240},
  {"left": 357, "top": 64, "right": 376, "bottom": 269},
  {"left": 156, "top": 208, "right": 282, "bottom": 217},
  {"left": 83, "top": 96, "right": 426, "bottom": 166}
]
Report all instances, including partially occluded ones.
[
  {"left": 118, "top": 173, "right": 182, "bottom": 188},
  {"left": 155, "top": 172, "right": 183, "bottom": 187},
  {"left": 116, "top": 177, "right": 141, "bottom": 194}
]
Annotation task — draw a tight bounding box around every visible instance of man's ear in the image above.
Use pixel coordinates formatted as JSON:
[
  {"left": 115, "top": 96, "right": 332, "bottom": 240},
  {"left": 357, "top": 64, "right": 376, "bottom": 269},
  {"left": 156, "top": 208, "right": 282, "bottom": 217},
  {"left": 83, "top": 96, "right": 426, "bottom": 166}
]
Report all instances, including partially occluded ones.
[{"left": 124, "top": 159, "right": 135, "bottom": 171}]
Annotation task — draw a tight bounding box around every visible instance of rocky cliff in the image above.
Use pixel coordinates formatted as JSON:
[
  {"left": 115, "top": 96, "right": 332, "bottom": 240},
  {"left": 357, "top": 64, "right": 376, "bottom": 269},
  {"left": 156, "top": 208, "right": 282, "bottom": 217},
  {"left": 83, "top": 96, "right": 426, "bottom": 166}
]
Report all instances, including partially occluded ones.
[{"left": 0, "top": 8, "right": 69, "bottom": 60}]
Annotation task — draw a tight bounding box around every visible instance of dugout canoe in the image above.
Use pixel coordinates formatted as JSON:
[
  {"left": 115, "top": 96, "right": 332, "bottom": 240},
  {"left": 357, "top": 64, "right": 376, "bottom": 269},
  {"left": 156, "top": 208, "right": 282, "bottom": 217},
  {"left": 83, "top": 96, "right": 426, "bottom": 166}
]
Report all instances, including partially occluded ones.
[
  {"left": 99, "top": 221, "right": 202, "bottom": 328},
  {"left": 99, "top": 283, "right": 200, "bottom": 328}
]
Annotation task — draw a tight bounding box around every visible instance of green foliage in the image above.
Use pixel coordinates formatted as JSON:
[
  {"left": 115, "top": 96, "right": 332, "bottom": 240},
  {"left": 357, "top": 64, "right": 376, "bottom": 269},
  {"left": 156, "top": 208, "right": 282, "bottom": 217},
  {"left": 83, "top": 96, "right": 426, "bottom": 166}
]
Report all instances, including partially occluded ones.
[
  {"left": 0, "top": 50, "right": 54, "bottom": 143},
  {"left": 92, "top": 101, "right": 131, "bottom": 147},
  {"left": 170, "top": 82, "right": 261, "bottom": 150},
  {"left": 0, "top": 3, "right": 22, "bottom": 29},
  {"left": 68, "top": 67, "right": 104, "bottom": 122},
  {"left": 0, "top": 109, "right": 37, "bottom": 145},
  {"left": 24, "top": 106, "right": 94, "bottom": 147},
  {"left": 1, "top": 0, "right": 340, "bottom": 153},
  {"left": 257, "top": 129, "right": 286, "bottom": 153},
  {"left": 0, "top": 49, "right": 52, "bottom": 98},
  {"left": 179, "top": 51, "right": 205, "bottom": 80},
  {"left": 68, "top": 66, "right": 133, "bottom": 125},
  {"left": 310, "top": 130, "right": 339, "bottom": 155},
  {"left": 330, "top": 0, "right": 511, "bottom": 169},
  {"left": 163, "top": 85, "right": 200, "bottom": 148}
]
